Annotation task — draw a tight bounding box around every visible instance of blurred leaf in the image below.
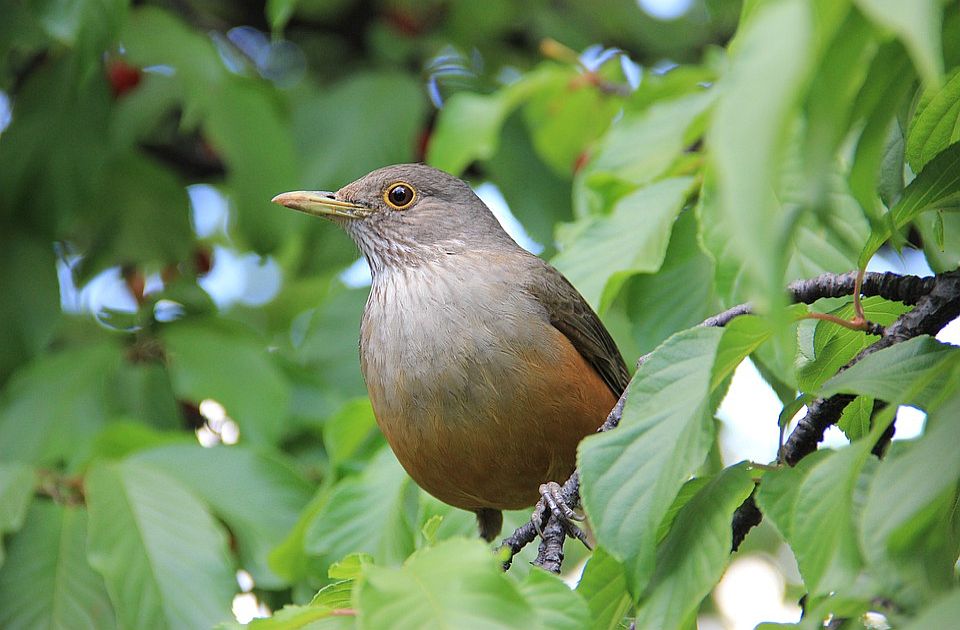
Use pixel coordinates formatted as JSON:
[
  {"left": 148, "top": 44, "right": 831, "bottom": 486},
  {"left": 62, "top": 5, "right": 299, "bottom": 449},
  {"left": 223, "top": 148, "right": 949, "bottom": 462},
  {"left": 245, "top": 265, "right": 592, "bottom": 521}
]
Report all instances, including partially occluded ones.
[
  {"left": 520, "top": 569, "right": 590, "bottom": 630},
  {"left": 576, "top": 546, "right": 631, "bottom": 630},
  {"left": 906, "top": 68, "right": 960, "bottom": 171},
  {"left": 853, "top": 0, "right": 943, "bottom": 87},
  {"left": 162, "top": 318, "right": 291, "bottom": 445},
  {"left": 304, "top": 447, "right": 418, "bottom": 566},
  {"left": 357, "top": 538, "right": 534, "bottom": 629},
  {"left": 795, "top": 296, "right": 911, "bottom": 391},
  {"left": 294, "top": 72, "right": 426, "bottom": 188},
  {"left": 0, "top": 342, "right": 122, "bottom": 468},
  {"left": 133, "top": 444, "right": 313, "bottom": 589},
  {"left": 552, "top": 176, "right": 694, "bottom": 311},
  {"left": 916, "top": 207, "right": 960, "bottom": 272},
  {"left": 0, "top": 462, "right": 35, "bottom": 567},
  {"left": 901, "top": 590, "right": 960, "bottom": 630},
  {"left": 821, "top": 335, "right": 960, "bottom": 409},
  {"left": 0, "top": 235, "right": 60, "bottom": 382},
  {"left": 0, "top": 502, "right": 116, "bottom": 629},
  {"left": 323, "top": 398, "right": 377, "bottom": 471},
  {"left": 485, "top": 114, "right": 573, "bottom": 253},
  {"left": 522, "top": 69, "right": 621, "bottom": 175},
  {"left": 633, "top": 464, "right": 754, "bottom": 629},
  {"left": 708, "top": 0, "right": 813, "bottom": 305},
  {"left": 849, "top": 43, "right": 916, "bottom": 220},
  {"left": 86, "top": 460, "right": 236, "bottom": 629}
]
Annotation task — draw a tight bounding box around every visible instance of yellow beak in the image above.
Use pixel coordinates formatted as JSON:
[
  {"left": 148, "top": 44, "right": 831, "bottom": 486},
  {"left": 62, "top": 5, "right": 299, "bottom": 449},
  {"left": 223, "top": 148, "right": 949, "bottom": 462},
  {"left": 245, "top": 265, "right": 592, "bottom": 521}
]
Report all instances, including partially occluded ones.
[{"left": 271, "top": 191, "right": 373, "bottom": 219}]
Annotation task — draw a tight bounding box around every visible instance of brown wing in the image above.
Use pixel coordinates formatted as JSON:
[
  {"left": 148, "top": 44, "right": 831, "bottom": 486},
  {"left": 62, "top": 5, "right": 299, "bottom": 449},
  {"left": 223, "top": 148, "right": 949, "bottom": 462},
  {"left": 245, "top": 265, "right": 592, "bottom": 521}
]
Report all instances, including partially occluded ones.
[{"left": 526, "top": 259, "right": 630, "bottom": 398}]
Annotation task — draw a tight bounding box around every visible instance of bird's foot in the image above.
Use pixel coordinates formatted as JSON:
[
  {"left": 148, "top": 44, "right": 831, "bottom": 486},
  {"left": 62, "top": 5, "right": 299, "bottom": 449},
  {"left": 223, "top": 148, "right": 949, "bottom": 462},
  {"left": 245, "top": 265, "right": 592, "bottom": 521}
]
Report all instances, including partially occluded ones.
[{"left": 531, "top": 481, "right": 592, "bottom": 549}]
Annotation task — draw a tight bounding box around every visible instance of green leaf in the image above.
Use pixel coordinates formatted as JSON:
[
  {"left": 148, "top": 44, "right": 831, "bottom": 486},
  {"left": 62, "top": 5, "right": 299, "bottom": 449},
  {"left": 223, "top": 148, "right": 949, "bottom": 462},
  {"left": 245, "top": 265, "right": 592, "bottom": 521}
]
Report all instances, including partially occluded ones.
[
  {"left": 853, "top": 0, "right": 943, "bottom": 87},
  {"left": 427, "top": 69, "right": 552, "bottom": 175},
  {"left": 0, "top": 462, "right": 35, "bottom": 552},
  {"left": 757, "top": 446, "right": 873, "bottom": 597},
  {"left": 795, "top": 296, "right": 911, "bottom": 391},
  {"left": 294, "top": 72, "right": 426, "bottom": 189},
  {"left": 860, "top": 141, "right": 960, "bottom": 266},
  {"left": 86, "top": 460, "right": 236, "bottom": 629},
  {"left": 708, "top": 0, "right": 814, "bottom": 304},
  {"left": 821, "top": 336, "right": 960, "bottom": 409},
  {"left": 162, "top": 318, "right": 291, "bottom": 445},
  {"left": 428, "top": 91, "right": 512, "bottom": 175},
  {"left": 0, "top": 234, "right": 60, "bottom": 381},
  {"left": 523, "top": 68, "right": 621, "bottom": 175},
  {"left": 552, "top": 177, "right": 695, "bottom": 311},
  {"left": 837, "top": 395, "right": 874, "bottom": 441},
  {"left": 357, "top": 538, "right": 534, "bottom": 629},
  {"left": 622, "top": 209, "right": 716, "bottom": 354},
  {"left": 848, "top": 43, "right": 916, "bottom": 220},
  {"left": 580, "top": 323, "right": 757, "bottom": 595},
  {"left": 906, "top": 68, "right": 960, "bottom": 171},
  {"left": 901, "top": 590, "right": 960, "bottom": 630},
  {"left": 0, "top": 502, "right": 116, "bottom": 629},
  {"left": 248, "top": 604, "right": 346, "bottom": 630},
  {"left": 520, "top": 569, "right": 590, "bottom": 630},
  {"left": 304, "top": 448, "right": 418, "bottom": 565},
  {"left": 859, "top": 393, "right": 960, "bottom": 597},
  {"left": 0, "top": 342, "right": 123, "bottom": 468},
  {"left": 576, "top": 90, "right": 714, "bottom": 216},
  {"left": 323, "top": 398, "right": 378, "bottom": 470},
  {"left": 132, "top": 444, "right": 313, "bottom": 589},
  {"left": 633, "top": 464, "right": 755, "bottom": 629},
  {"left": 576, "top": 546, "right": 631, "bottom": 630}
]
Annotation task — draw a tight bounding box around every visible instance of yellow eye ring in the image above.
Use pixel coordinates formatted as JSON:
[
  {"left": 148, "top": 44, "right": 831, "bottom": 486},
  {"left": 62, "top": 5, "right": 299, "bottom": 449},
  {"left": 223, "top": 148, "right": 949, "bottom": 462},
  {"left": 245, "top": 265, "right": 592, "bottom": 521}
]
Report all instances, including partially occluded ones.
[{"left": 384, "top": 182, "right": 416, "bottom": 209}]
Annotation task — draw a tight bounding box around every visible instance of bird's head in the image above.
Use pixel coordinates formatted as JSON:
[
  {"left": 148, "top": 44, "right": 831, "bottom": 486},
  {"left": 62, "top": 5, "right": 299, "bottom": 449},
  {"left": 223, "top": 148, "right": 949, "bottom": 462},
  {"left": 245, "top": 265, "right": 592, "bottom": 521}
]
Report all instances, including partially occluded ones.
[{"left": 272, "top": 163, "right": 512, "bottom": 273}]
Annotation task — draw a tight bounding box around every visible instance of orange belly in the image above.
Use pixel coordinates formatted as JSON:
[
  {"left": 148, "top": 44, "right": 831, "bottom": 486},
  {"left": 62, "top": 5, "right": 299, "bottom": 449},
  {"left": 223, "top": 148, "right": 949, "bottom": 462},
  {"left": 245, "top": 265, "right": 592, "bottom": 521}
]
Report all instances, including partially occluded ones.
[{"left": 365, "top": 325, "right": 616, "bottom": 511}]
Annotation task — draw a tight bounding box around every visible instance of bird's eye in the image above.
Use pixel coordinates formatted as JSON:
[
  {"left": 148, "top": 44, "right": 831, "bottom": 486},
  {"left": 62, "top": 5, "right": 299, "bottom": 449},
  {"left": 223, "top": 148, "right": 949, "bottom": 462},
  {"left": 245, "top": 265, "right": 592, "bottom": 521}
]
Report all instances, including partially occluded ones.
[{"left": 384, "top": 182, "right": 416, "bottom": 209}]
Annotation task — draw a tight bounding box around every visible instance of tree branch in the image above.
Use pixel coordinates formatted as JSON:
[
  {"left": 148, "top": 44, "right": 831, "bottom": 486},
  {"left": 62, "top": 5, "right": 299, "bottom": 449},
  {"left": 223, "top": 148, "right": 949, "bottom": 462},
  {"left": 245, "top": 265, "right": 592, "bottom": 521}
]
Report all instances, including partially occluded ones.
[{"left": 500, "top": 269, "right": 952, "bottom": 570}]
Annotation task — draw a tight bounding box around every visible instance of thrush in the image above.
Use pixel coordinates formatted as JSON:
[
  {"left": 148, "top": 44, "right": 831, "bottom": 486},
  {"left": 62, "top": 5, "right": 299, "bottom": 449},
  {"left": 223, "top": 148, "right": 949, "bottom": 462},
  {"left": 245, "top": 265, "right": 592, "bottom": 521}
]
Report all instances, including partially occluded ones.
[{"left": 273, "top": 164, "right": 629, "bottom": 541}]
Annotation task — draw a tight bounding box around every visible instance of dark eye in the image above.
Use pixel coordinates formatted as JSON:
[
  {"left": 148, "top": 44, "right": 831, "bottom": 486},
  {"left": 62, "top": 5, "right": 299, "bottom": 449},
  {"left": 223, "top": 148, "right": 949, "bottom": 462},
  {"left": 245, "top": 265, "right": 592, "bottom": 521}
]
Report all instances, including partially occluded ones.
[{"left": 385, "top": 182, "right": 415, "bottom": 209}]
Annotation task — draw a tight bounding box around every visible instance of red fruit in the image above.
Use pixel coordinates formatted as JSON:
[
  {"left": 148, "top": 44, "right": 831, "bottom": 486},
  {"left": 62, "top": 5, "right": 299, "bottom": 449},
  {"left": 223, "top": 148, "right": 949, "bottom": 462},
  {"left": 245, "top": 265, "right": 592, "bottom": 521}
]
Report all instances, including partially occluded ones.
[{"left": 107, "top": 60, "right": 141, "bottom": 97}]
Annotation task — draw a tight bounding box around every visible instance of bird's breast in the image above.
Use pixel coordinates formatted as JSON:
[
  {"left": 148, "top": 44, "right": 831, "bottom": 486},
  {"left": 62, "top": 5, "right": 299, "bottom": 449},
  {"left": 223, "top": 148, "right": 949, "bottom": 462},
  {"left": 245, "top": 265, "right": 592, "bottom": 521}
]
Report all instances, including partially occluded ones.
[{"left": 358, "top": 258, "right": 614, "bottom": 510}]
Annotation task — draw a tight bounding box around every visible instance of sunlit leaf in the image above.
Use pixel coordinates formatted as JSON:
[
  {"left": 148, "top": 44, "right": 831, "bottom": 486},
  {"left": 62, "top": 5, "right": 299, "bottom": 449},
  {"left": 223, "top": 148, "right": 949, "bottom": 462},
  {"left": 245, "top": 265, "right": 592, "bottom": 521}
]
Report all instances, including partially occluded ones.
[
  {"left": 576, "top": 546, "right": 631, "bottom": 630},
  {"left": 906, "top": 68, "right": 960, "bottom": 171}
]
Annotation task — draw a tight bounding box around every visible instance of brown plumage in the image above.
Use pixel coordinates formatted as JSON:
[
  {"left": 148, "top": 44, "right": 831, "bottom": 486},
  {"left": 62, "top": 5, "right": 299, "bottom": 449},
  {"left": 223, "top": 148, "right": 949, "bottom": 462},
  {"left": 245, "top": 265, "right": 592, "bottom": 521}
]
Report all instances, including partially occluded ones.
[{"left": 273, "top": 164, "right": 628, "bottom": 541}]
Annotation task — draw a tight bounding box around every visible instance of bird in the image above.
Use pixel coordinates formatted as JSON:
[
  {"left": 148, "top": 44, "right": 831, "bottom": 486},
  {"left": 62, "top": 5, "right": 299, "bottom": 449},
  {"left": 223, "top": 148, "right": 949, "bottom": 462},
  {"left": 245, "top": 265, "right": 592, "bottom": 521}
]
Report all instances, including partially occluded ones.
[{"left": 273, "top": 163, "right": 629, "bottom": 541}]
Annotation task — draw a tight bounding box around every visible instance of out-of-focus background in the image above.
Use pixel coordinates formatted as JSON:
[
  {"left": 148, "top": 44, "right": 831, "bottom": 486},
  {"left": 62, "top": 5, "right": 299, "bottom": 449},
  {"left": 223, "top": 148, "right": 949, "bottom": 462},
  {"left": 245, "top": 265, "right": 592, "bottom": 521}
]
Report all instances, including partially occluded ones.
[{"left": 2, "top": 0, "right": 957, "bottom": 628}]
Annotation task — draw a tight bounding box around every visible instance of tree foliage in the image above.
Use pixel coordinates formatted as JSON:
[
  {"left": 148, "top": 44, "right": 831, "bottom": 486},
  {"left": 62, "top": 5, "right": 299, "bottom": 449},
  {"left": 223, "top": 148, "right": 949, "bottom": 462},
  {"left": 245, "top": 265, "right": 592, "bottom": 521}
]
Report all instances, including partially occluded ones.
[{"left": 1, "top": 0, "right": 958, "bottom": 628}]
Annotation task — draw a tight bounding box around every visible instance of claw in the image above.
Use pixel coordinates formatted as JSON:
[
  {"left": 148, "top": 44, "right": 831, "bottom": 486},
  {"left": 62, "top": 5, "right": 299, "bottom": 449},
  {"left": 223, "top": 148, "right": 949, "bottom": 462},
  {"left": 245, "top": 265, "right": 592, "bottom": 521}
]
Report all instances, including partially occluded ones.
[{"left": 534, "top": 481, "right": 592, "bottom": 550}]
